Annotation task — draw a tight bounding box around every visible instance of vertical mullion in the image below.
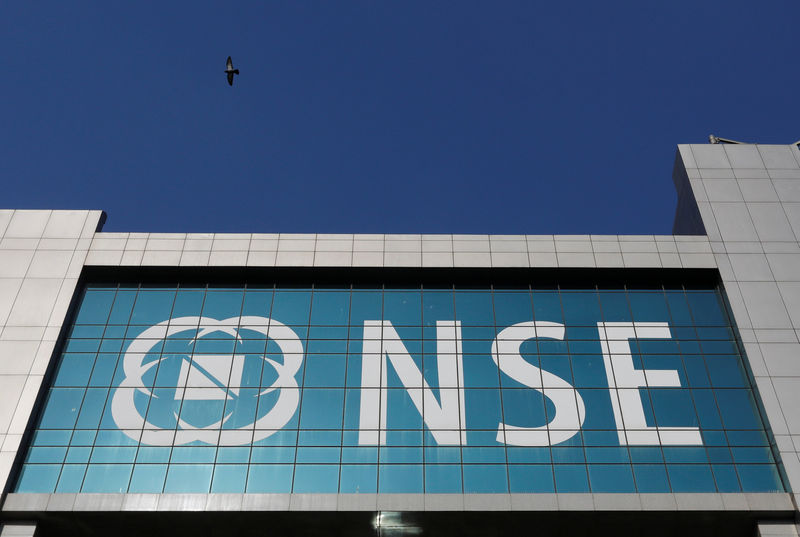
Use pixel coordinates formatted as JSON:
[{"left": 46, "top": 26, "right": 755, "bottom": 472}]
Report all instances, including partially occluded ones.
[
  {"left": 337, "top": 284, "right": 353, "bottom": 493},
  {"left": 245, "top": 282, "right": 275, "bottom": 493},
  {"left": 289, "top": 283, "right": 314, "bottom": 493}
]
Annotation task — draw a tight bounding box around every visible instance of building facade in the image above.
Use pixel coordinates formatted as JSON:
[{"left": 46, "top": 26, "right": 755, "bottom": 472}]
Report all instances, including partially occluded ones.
[{"left": 1, "top": 143, "right": 799, "bottom": 536}]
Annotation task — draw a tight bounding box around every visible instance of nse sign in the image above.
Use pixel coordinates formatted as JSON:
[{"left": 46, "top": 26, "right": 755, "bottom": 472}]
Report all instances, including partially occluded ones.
[{"left": 111, "top": 316, "right": 702, "bottom": 448}]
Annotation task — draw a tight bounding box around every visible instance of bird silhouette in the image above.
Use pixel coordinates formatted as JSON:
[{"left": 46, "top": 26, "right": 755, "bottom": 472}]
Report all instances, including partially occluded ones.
[{"left": 225, "top": 56, "right": 239, "bottom": 86}]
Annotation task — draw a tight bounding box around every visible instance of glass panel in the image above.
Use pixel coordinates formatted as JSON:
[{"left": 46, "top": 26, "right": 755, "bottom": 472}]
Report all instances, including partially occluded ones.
[
  {"left": 241, "top": 289, "right": 274, "bottom": 318},
  {"left": 587, "top": 464, "right": 635, "bottom": 492},
  {"left": 16, "top": 465, "right": 61, "bottom": 493},
  {"left": 310, "top": 290, "right": 350, "bottom": 326},
  {"left": 74, "top": 289, "right": 116, "bottom": 325},
  {"left": 667, "top": 464, "right": 715, "bottom": 492},
  {"left": 463, "top": 465, "right": 508, "bottom": 493},
  {"left": 271, "top": 290, "right": 312, "bottom": 325},
  {"left": 56, "top": 464, "right": 86, "bottom": 492},
  {"left": 422, "top": 290, "right": 454, "bottom": 327},
  {"left": 128, "top": 464, "right": 167, "bottom": 493},
  {"left": 425, "top": 464, "right": 462, "bottom": 493},
  {"left": 454, "top": 291, "right": 494, "bottom": 326},
  {"left": 561, "top": 291, "right": 601, "bottom": 326},
  {"left": 163, "top": 464, "right": 213, "bottom": 493},
  {"left": 633, "top": 464, "right": 670, "bottom": 492},
  {"left": 554, "top": 465, "right": 589, "bottom": 492},
  {"left": 82, "top": 464, "right": 132, "bottom": 493},
  {"left": 383, "top": 291, "right": 421, "bottom": 326},
  {"left": 508, "top": 465, "right": 554, "bottom": 493},
  {"left": 201, "top": 290, "right": 244, "bottom": 319},
  {"left": 130, "top": 290, "right": 176, "bottom": 325},
  {"left": 340, "top": 464, "right": 377, "bottom": 493},
  {"left": 246, "top": 465, "right": 293, "bottom": 493},
  {"left": 379, "top": 464, "right": 422, "bottom": 493},
  {"left": 292, "top": 464, "right": 339, "bottom": 492}
]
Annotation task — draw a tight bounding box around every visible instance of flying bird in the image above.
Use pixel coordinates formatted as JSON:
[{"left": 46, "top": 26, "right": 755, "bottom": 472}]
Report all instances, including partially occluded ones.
[{"left": 225, "top": 56, "right": 239, "bottom": 86}]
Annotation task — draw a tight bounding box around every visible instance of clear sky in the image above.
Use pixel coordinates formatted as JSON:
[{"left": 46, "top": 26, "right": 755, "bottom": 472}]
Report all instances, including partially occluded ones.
[{"left": 2, "top": 2, "right": 798, "bottom": 235}]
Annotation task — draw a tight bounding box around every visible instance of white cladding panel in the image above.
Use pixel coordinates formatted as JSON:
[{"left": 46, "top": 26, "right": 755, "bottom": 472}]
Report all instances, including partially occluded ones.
[
  {"left": 674, "top": 143, "right": 800, "bottom": 509},
  {"left": 0, "top": 210, "right": 103, "bottom": 492}
]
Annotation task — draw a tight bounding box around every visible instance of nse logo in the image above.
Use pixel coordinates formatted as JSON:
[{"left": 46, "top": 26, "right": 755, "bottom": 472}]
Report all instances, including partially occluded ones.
[{"left": 111, "top": 317, "right": 702, "bottom": 448}]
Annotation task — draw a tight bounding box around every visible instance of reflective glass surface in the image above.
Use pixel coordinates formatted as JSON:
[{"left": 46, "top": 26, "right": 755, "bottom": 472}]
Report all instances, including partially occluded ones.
[{"left": 15, "top": 282, "right": 783, "bottom": 494}]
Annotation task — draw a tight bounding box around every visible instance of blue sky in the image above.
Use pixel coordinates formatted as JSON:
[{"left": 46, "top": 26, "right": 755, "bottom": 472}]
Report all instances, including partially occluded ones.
[{"left": 2, "top": 2, "right": 798, "bottom": 234}]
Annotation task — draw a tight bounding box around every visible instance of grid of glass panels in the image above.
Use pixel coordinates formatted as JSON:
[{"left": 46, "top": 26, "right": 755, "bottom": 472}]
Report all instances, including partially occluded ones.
[{"left": 15, "top": 282, "right": 783, "bottom": 494}]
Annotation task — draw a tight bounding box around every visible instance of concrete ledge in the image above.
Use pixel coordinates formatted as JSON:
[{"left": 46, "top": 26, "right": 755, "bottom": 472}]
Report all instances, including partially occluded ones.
[
  {"left": 156, "top": 494, "right": 207, "bottom": 511},
  {"left": 0, "top": 523, "right": 37, "bottom": 537},
  {"left": 337, "top": 493, "right": 378, "bottom": 511},
  {"left": 376, "top": 494, "right": 424, "bottom": 511},
  {"left": 45, "top": 493, "right": 75, "bottom": 512},
  {"left": 675, "top": 493, "right": 724, "bottom": 511},
  {"left": 509, "top": 493, "right": 558, "bottom": 511},
  {"left": 2, "top": 492, "right": 795, "bottom": 513},
  {"left": 639, "top": 493, "right": 678, "bottom": 511},
  {"left": 121, "top": 494, "right": 159, "bottom": 511},
  {"left": 593, "top": 493, "right": 641, "bottom": 511},
  {"left": 757, "top": 521, "right": 800, "bottom": 536},
  {"left": 1, "top": 494, "right": 48, "bottom": 512},
  {"left": 557, "top": 493, "right": 594, "bottom": 511},
  {"left": 240, "top": 493, "right": 291, "bottom": 511},
  {"left": 205, "top": 493, "right": 242, "bottom": 511},
  {"left": 423, "top": 494, "right": 463, "bottom": 511},
  {"left": 747, "top": 492, "right": 795, "bottom": 512},
  {"left": 289, "top": 493, "right": 337, "bottom": 511},
  {"left": 73, "top": 493, "right": 123, "bottom": 511},
  {"left": 463, "top": 494, "right": 511, "bottom": 511}
]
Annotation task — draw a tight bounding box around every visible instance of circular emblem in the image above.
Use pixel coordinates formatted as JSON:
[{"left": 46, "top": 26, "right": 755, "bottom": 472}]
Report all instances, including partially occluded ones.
[{"left": 110, "top": 316, "right": 303, "bottom": 446}]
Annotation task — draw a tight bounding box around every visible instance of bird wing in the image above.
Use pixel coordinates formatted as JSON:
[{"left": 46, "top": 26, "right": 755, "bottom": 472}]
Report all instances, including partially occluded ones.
[
  {"left": 226, "top": 56, "right": 233, "bottom": 70},
  {"left": 227, "top": 72, "right": 234, "bottom": 86}
]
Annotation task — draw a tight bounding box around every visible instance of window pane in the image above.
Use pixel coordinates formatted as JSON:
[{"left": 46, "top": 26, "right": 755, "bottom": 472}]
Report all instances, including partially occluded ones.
[
  {"left": 588, "top": 464, "right": 634, "bottom": 492},
  {"left": 293, "top": 464, "right": 339, "bottom": 493},
  {"left": 163, "top": 464, "right": 213, "bottom": 493},
  {"left": 508, "top": 465, "right": 554, "bottom": 493},
  {"left": 554, "top": 465, "right": 589, "bottom": 492},
  {"left": 130, "top": 290, "right": 175, "bottom": 325},
  {"left": 425, "top": 464, "right": 462, "bottom": 493},
  {"left": 246, "top": 465, "right": 293, "bottom": 493},
  {"left": 667, "top": 464, "right": 715, "bottom": 492},
  {"left": 75, "top": 289, "right": 116, "bottom": 325},
  {"left": 16, "top": 465, "right": 61, "bottom": 493},
  {"left": 129, "top": 464, "right": 167, "bottom": 493},
  {"left": 379, "top": 464, "right": 422, "bottom": 493},
  {"left": 340, "top": 464, "right": 377, "bottom": 493},
  {"left": 82, "top": 464, "right": 132, "bottom": 493}
]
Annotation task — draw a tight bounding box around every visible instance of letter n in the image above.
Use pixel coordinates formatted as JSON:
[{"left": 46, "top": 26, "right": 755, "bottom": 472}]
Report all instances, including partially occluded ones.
[{"left": 358, "top": 320, "right": 466, "bottom": 445}]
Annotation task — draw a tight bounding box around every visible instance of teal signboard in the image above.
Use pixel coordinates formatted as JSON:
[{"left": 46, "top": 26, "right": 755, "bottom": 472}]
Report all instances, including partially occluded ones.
[{"left": 15, "top": 282, "right": 783, "bottom": 494}]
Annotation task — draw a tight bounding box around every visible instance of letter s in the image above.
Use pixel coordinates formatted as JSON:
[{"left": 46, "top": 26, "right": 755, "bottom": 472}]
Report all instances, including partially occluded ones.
[{"left": 492, "top": 321, "right": 585, "bottom": 446}]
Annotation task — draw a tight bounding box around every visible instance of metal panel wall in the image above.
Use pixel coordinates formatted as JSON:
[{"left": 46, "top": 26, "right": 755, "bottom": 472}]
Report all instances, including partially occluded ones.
[
  {"left": 673, "top": 143, "right": 800, "bottom": 508},
  {"left": 0, "top": 210, "right": 104, "bottom": 492}
]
